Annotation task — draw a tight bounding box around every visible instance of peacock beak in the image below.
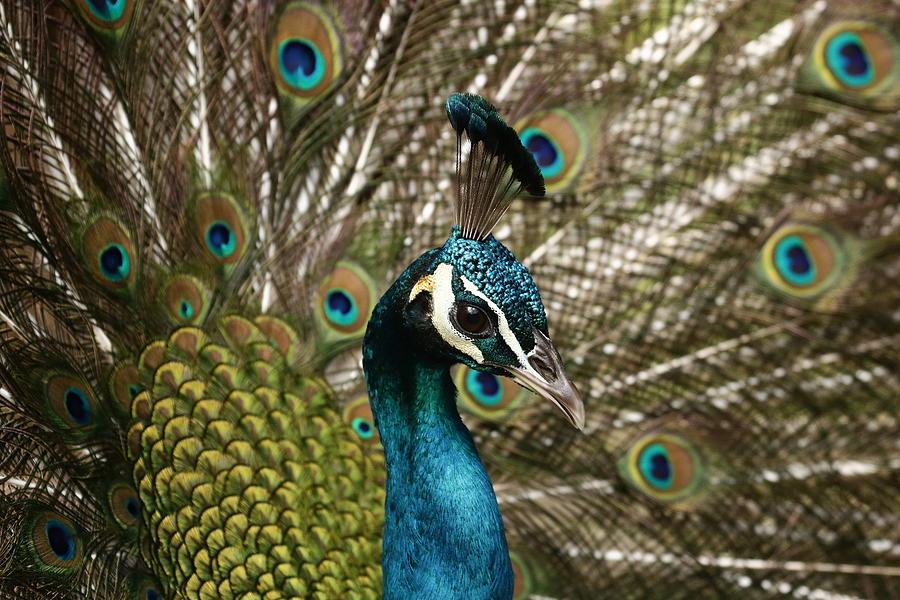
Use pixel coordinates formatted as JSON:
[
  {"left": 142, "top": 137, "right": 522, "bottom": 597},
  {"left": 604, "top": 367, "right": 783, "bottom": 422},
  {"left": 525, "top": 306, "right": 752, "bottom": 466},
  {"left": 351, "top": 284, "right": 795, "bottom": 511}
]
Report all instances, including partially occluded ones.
[{"left": 486, "top": 326, "right": 585, "bottom": 430}]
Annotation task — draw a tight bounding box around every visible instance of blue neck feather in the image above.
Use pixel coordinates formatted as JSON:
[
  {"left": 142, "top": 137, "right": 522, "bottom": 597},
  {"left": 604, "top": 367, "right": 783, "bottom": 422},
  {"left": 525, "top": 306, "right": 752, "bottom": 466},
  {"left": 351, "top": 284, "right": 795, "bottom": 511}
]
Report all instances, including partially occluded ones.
[{"left": 363, "top": 252, "right": 514, "bottom": 600}]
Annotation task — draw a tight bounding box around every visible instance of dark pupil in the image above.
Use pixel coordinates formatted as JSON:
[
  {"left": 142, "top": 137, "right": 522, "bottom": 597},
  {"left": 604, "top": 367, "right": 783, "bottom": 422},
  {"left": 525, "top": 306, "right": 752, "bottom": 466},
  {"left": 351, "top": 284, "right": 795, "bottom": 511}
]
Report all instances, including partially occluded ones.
[
  {"left": 475, "top": 372, "right": 500, "bottom": 396},
  {"left": 787, "top": 244, "right": 811, "bottom": 275},
  {"left": 650, "top": 452, "right": 671, "bottom": 482},
  {"left": 457, "top": 304, "right": 488, "bottom": 333},
  {"left": 126, "top": 498, "right": 140, "bottom": 519},
  {"left": 327, "top": 291, "right": 353, "bottom": 315},
  {"left": 209, "top": 224, "right": 231, "bottom": 251},
  {"left": 358, "top": 421, "right": 371, "bottom": 433},
  {"left": 128, "top": 384, "right": 140, "bottom": 399},
  {"left": 100, "top": 246, "right": 124, "bottom": 275},
  {"left": 180, "top": 300, "right": 192, "bottom": 317},
  {"left": 47, "top": 523, "right": 72, "bottom": 558},
  {"left": 87, "top": 0, "right": 113, "bottom": 17},
  {"left": 65, "top": 390, "right": 89, "bottom": 423},
  {"left": 282, "top": 40, "right": 317, "bottom": 76},
  {"left": 147, "top": 589, "right": 160, "bottom": 600},
  {"left": 527, "top": 134, "right": 557, "bottom": 167},
  {"left": 840, "top": 41, "right": 870, "bottom": 76}
]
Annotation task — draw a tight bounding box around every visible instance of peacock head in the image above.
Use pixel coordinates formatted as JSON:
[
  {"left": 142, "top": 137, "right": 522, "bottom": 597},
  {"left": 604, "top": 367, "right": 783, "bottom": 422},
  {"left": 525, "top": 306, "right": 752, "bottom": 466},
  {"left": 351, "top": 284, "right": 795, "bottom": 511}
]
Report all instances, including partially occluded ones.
[{"left": 396, "top": 94, "right": 585, "bottom": 429}]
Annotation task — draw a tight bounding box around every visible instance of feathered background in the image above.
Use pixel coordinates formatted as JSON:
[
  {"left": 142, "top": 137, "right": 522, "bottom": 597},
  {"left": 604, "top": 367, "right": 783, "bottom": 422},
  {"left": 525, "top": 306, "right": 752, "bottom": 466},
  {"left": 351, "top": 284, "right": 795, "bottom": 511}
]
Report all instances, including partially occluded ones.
[{"left": 0, "top": 1, "right": 898, "bottom": 598}]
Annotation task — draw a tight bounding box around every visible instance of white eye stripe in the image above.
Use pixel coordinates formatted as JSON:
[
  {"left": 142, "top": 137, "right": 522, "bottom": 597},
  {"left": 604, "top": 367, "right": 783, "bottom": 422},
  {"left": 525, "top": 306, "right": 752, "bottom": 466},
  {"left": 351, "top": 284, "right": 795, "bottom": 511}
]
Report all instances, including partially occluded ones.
[
  {"left": 428, "top": 264, "right": 548, "bottom": 386},
  {"left": 459, "top": 275, "right": 544, "bottom": 383},
  {"left": 431, "top": 263, "right": 484, "bottom": 363}
]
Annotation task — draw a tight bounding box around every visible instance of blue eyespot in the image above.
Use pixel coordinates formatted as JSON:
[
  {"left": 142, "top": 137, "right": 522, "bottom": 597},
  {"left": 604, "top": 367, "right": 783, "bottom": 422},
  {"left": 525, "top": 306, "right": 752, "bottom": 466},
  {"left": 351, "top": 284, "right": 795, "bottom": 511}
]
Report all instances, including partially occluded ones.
[
  {"left": 826, "top": 32, "right": 874, "bottom": 88},
  {"left": 757, "top": 222, "right": 847, "bottom": 305},
  {"left": 324, "top": 289, "right": 358, "bottom": 327},
  {"left": 127, "top": 384, "right": 141, "bottom": 399},
  {"left": 465, "top": 369, "right": 503, "bottom": 407},
  {"left": 163, "top": 276, "right": 208, "bottom": 324},
  {"left": 621, "top": 432, "right": 705, "bottom": 503},
  {"left": 521, "top": 128, "right": 564, "bottom": 178},
  {"left": 109, "top": 484, "right": 142, "bottom": 529},
  {"left": 195, "top": 195, "right": 247, "bottom": 265},
  {"left": 83, "top": 217, "right": 135, "bottom": 288},
  {"left": 47, "top": 375, "right": 99, "bottom": 432},
  {"left": 639, "top": 443, "right": 674, "bottom": 490},
  {"left": 279, "top": 39, "right": 326, "bottom": 91},
  {"left": 138, "top": 582, "right": 161, "bottom": 600},
  {"left": 126, "top": 497, "right": 140, "bottom": 519},
  {"left": 456, "top": 366, "right": 527, "bottom": 421},
  {"left": 45, "top": 519, "right": 77, "bottom": 561},
  {"left": 774, "top": 235, "right": 816, "bottom": 286},
  {"left": 351, "top": 416, "right": 375, "bottom": 440},
  {"left": 344, "top": 397, "right": 379, "bottom": 444},
  {"left": 31, "top": 512, "right": 83, "bottom": 569},
  {"left": 64, "top": 387, "right": 94, "bottom": 427},
  {"left": 86, "top": 0, "right": 126, "bottom": 22},
  {"left": 180, "top": 300, "right": 195, "bottom": 320},
  {"left": 206, "top": 222, "right": 237, "bottom": 258},
  {"left": 99, "top": 244, "right": 131, "bottom": 282}
]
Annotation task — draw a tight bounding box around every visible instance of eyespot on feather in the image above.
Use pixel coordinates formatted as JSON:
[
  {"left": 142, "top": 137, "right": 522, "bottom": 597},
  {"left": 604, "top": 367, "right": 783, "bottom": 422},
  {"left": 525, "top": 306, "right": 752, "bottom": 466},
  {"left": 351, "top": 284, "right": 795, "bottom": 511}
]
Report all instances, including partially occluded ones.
[
  {"left": 800, "top": 20, "right": 899, "bottom": 110},
  {"left": 108, "top": 483, "right": 141, "bottom": 530},
  {"left": 109, "top": 363, "right": 141, "bottom": 412},
  {"left": 26, "top": 511, "right": 84, "bottom": 572},
  {"left": 80, "top": 215, "right": 137, "bottom": 289},
  {"left": 510, "top": 551, "right": 535, "bottom": 600},
  {"left": 619, "top": 432, "right": 706, "bottom": 504},
  {"left": 455, "top": 365, "right": 528, "bottom": 421},
  {"left": 270, "top": 2, "right": 344, "bottom": 108},
  {"left": 74, "top": 0, "right": 135, "bottom": 35},
  {"left": 193, "top": 193, "right": 250, "bottom": 265},
  {"left": 753, "top": 220, "right": 857, "bottom": 308},
  {"left": 132, "top": 579, "right": 162, "bottom": 600},
  {"left": 161, "top": 275, "right": 210, "bottom": 325},
  {"left": 135, "top": 580, "right": 162, "bottom": 600},
  {"left": 516, "top": 108, "right": 587, "bottom": 193},
  {"left": 316, "top": 261, "right": 376, "bottom": 338},
  {"left": 44, "top": 374, "right": 99, "bottom": 432},
  {"left": 344, "top": 396, "right": 380, "bottom": 445}
]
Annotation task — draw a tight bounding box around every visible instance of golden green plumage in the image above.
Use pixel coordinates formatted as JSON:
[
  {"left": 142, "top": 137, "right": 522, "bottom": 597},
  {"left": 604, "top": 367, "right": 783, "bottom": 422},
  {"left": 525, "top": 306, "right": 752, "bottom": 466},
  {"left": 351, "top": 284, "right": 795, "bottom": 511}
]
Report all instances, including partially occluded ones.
[{"left": 129, "top": 319, "right": 385, "bottom": 599}]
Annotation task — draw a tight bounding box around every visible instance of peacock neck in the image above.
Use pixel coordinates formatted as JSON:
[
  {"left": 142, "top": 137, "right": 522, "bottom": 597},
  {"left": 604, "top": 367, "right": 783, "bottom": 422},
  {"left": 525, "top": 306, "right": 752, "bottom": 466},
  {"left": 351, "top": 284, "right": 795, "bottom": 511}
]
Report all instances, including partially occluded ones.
[{"left": 363, "top": 256, "right": 514, "bottom": 600}]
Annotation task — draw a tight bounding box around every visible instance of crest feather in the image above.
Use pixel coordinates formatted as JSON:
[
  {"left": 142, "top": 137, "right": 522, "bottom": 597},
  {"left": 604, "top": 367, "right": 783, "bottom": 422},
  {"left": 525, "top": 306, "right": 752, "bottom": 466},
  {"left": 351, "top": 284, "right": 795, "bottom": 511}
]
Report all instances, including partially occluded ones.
[{"left": 446, "top": 93, "right": 544, "bottom": 241}]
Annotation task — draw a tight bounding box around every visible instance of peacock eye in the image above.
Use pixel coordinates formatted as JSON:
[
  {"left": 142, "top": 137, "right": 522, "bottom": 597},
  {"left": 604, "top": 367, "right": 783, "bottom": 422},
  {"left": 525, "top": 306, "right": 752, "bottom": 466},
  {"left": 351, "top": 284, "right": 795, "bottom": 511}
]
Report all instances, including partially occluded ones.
[{"left": 453, "top": 302, "right": 492, "bottom": 336}]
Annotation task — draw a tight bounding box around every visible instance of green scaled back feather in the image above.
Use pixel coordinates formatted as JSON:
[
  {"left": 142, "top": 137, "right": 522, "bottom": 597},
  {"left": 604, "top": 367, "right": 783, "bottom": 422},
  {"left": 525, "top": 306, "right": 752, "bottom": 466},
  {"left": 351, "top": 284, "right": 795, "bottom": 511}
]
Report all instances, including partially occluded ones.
[
  {"left": 0, "top": 1, "right": 898, "bottom": 600},
  {"left": 128, "top": 320, "right": 385, "bottom": 598}
]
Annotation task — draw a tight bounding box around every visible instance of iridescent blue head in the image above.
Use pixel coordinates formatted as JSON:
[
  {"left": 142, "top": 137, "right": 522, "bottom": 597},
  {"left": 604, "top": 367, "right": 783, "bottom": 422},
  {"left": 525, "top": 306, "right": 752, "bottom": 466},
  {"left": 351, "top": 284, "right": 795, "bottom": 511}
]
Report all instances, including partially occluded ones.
[
  {"left": 438, "top": 229, "right": 547, "bottom": 347},
  {"left": 394, "top": 94, "right": 584, "bottom": 428},
  {"left": 401, "top": 228, "right": 582, "bottom": 428}
]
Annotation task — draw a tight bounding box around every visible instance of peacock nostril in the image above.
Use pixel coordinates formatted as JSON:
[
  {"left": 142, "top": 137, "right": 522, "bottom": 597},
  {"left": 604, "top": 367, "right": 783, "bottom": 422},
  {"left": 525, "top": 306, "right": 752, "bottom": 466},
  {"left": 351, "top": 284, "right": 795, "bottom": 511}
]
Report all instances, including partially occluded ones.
[{"left": 528, "top": 355, "right": 556, "bottom": 382}]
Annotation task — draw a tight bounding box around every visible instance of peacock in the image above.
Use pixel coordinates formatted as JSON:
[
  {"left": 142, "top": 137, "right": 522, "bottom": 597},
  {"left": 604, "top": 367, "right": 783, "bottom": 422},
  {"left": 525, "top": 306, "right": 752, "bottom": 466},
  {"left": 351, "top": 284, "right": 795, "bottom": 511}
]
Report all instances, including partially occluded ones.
[{"left": 0, "top": 1, "right": 898, "bottom": 599}]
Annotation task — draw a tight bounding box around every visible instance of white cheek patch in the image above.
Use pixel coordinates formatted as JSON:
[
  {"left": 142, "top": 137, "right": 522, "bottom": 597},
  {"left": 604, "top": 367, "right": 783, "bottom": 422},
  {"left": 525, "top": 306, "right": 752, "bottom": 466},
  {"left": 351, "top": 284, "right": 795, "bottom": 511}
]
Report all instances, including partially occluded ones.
[{"left": 431, "top": 263, "right": 484, "bottom": 363}]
